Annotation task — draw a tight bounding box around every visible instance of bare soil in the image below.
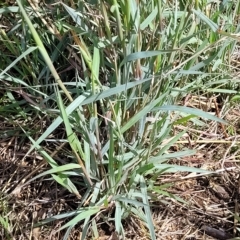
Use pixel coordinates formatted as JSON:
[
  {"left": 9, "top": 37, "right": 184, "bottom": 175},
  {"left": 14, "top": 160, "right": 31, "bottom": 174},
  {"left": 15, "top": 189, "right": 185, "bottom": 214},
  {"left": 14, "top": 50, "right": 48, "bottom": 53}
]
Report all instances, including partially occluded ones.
[{"left": 1, "top": 105, "right": 240, "bottom": 240}]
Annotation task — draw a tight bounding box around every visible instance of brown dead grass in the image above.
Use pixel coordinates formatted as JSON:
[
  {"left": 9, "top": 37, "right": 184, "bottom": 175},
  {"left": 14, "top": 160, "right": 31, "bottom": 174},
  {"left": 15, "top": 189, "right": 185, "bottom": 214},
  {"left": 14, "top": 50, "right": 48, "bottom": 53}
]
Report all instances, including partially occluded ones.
[
  {"left": 1, "top": 99, "right": 240, "bottom": 240},
  {"left": 1, "top": 1, "right": 240, "bottom": 239}
]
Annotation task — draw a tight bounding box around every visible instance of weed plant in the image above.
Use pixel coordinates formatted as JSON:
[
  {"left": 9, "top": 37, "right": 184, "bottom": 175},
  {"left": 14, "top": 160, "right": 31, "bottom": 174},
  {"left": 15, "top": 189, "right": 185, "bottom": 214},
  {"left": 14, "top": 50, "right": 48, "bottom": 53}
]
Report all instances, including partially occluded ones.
[{"left": 0, "top": 0, "right": 239, "bottom": 239}]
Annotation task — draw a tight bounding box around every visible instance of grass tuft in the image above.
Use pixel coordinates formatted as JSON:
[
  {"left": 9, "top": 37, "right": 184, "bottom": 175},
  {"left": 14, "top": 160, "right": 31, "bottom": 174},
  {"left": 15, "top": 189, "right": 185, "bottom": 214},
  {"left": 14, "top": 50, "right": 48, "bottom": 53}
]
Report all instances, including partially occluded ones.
[{"left": 1, "top": 0, "right": 240, "bottom": 239}]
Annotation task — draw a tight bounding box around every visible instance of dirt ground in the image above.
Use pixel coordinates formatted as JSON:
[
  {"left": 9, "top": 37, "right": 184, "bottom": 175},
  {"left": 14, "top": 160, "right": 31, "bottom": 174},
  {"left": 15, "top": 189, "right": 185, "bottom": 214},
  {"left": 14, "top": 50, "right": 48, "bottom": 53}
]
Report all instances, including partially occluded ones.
[{"left": 1, "top": 105, "right": 240, "bottom": 240}]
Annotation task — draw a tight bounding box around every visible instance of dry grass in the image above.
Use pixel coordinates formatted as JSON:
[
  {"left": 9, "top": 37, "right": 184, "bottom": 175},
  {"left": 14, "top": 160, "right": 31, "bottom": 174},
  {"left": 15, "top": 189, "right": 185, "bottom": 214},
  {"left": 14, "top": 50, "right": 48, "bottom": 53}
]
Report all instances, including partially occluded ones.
[
  {"left": 1, "top": 97, "right": 240, "bottom": 239},
  {"left": 1, "top": 0, "right": 240, "bottom": 239}
]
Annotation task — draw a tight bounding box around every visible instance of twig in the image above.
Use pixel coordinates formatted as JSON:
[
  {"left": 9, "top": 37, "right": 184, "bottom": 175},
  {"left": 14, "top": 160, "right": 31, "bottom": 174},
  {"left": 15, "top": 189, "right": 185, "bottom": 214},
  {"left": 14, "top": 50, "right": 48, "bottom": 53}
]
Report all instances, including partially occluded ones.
[
  {"left": 221, "top": 136, "right": 237, "bottom": 168},
  {"left": 161, "top": 167, "right": 236, "bottom": 183},
  {"left": 213, "top": 97, "right": 228, "bottom": 138}
]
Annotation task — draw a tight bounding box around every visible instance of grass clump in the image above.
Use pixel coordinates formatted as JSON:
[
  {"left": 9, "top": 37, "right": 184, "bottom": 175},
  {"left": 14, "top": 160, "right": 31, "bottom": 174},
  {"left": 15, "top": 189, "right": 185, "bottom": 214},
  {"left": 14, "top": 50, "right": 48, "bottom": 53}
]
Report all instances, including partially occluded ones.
[{"left": 0, "top": 0, "right": 239, "bottom": 239}]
